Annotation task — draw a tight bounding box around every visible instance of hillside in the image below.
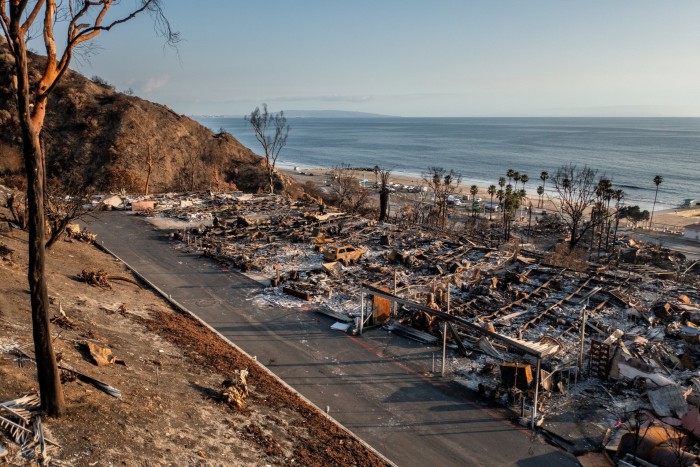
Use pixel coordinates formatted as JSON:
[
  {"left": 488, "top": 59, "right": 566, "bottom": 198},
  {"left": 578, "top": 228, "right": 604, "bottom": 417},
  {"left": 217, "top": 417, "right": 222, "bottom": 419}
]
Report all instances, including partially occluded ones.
[
  {"left": 0, "top": 205, "right": 385, "bottom": 465},
  {"left": 0, "top": 40, "right": 301, "bottom": 196}
]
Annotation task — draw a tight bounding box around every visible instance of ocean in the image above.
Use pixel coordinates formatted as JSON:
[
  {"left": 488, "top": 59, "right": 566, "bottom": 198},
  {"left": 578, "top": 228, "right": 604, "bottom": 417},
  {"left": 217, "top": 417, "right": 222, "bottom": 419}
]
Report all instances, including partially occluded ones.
[{"left": 194, "top": 117, "right": 700, "bottom": 211}]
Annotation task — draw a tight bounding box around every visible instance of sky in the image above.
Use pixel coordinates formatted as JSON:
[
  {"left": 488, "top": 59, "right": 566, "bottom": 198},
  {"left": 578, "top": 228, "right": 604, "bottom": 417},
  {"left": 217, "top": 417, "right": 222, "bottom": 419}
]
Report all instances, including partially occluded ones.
[{"left": 53, "top": 1, "right": 700, "bottom": 117}]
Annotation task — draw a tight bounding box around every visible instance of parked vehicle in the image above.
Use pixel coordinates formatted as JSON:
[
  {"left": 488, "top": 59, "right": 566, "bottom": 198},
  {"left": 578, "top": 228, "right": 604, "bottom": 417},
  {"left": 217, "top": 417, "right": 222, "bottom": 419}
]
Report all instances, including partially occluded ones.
[{"left": 447, "top": 195, "right": 463, "bottom": 206}]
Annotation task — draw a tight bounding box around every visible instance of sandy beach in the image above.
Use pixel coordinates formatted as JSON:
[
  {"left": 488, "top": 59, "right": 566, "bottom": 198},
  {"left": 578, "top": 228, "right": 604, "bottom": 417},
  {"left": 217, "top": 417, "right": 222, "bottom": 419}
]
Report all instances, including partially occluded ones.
[
  {"left": 285, "top": 166, "right": 512, "bottom": 199},
  {"left": 283, "top": 166, "right": 700, "bottom": 230}
]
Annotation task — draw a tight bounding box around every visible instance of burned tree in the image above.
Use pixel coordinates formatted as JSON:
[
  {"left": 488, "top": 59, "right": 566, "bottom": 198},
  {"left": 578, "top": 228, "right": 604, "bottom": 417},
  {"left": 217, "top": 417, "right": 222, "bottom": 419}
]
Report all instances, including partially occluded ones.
[
  {"left": 378, "top": 168, "right": 392, "bottom": 222},
  {"left": 329, "top": 164, "right": 369, "bottom": 212},
  {"left": 44, "top": 178, "right": 93, "bottom": 250},
  {"left": 206, "top": 129, "right": 234, "bottom": 192},
  {"left": 552, "top": 164, "right": 598, "bottom": 251},
  {"left": 245, "top": 104, "right": 290, "bottom": 194},
  {"left": 124, "top": 118, "right": 165, "bottom": 195},
  {"left": 0, "top": 0, "right": 177, "bottom": 417}
]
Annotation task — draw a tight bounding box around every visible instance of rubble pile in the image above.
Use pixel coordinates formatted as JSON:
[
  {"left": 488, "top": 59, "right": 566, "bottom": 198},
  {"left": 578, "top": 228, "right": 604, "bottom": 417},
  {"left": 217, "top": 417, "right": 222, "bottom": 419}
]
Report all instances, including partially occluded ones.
[{"left": 145, "top": 191, "right": 700, "bottom": 462}]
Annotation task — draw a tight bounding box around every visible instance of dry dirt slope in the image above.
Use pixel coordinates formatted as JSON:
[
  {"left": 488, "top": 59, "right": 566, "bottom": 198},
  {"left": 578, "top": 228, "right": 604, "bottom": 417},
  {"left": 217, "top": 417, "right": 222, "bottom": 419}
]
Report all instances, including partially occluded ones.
[{"left": 0, "top": 217, "right": 386, "bottom": 466}]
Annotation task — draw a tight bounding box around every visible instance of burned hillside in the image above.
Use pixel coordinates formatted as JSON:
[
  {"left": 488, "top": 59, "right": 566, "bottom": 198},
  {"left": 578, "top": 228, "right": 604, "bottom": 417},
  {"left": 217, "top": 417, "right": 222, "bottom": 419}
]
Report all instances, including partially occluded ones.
[{"left": 0, "top": 39, "right": 302, "bottom": 196}]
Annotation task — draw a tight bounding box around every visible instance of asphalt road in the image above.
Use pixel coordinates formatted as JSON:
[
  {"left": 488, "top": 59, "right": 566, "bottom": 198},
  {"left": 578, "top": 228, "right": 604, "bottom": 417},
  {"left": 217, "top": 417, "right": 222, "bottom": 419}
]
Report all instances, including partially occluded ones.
[
  {"left": 622, "top": 227, "right": 700, "bottom": 261},
  {"left": 84, "top": 211, "right": 577, "bottom": 467}
]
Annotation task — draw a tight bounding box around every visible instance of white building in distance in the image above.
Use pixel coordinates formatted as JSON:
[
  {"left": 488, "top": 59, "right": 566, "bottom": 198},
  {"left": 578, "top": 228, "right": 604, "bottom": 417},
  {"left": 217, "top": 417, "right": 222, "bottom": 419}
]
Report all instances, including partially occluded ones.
[{"left": 684, "top": 223, "right": 700, "bottom": 241}]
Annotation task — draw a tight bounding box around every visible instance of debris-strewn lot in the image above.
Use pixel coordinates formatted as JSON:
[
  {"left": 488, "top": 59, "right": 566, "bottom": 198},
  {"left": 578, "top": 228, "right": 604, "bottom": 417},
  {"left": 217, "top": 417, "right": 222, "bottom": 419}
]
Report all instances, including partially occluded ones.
[
  {"left": 0, "top": 210, "right": 386, "bottom": 465},
  {"left": 142, "top": 190, "right": 700, "bottom": 465}
]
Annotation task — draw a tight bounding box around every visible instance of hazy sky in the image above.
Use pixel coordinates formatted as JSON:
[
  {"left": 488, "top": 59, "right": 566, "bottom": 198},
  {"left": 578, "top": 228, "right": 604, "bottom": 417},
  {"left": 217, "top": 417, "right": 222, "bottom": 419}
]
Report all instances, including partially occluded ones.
[{"left": 65, "top": 1, "right": 700, "bottom": 117}]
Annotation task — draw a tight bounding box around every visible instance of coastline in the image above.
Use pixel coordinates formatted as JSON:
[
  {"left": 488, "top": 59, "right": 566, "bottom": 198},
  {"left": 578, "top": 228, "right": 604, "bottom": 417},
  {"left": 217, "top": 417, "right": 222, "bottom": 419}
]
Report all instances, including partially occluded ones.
[
  {"left": 202, "top": 117, "right": 697, "bottom": 212},
  {"left": 281, "top": 166, "right": 700, "bottom": 229}
]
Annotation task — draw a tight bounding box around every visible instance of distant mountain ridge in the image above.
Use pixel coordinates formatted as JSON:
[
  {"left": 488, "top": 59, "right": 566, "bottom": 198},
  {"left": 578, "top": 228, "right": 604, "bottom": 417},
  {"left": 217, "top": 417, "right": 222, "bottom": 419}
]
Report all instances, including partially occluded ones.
[
  {"left": 192, "top": 110, "right": 396, "bottom": 119},
  {"left": 284, "top": 110, "right": 396, "bottom": 118}
]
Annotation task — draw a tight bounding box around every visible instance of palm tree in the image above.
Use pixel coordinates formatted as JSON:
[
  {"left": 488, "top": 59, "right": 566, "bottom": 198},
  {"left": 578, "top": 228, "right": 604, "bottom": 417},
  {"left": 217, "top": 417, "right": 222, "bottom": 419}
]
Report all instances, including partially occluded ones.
[
  {"left": 487, "top": 185, "right": 496, "bottom": 220},
  {"left": 649, "top": 175, "right": 663, "bottom": 228},
  {"left": 470, "top": 185, "right": 478, "bottom": 217},
  {"left": 513, "top": 171, "right": 521, "bottom": 189},
  {"left": 504, "top": 185, "right": 513, "bottom": 225},
  {"left": 540, "top": 171, "right": 549, "bottom": 207},
  {"left": 611, "top": 189, "right": 625, "bottom": 250},
  {"left": 373, "top": 165, "right": 380, "bottom": 186},
  {"left": 498, "top": 176, "right": 506, "bottom": 189},
  {"left": 497, "top": 189, "right": 505, "bottom": 224},
  {"left": 506, "top": 169, "right": 515, "bottom": 185},
  {"left": 520, "top": 174, "right": 529, "bottom": 192},
  {"left": 537, "top": 185, "right": 544, "bottom": 208}
]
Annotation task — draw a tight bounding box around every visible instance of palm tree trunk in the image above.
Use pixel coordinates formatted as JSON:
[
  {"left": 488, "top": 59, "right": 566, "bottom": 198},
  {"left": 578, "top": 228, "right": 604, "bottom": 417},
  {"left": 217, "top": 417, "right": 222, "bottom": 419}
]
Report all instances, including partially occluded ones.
[
  {"left": 650, "top": 185, "right": 660, "bottom": 228},
  {"left": 541, "top": 179, "right": 547, "bottom": 208}
]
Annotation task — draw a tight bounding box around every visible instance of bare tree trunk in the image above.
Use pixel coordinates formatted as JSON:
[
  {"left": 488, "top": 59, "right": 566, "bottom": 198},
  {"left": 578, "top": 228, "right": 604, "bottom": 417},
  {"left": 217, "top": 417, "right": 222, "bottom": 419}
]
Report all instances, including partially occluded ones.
[
  {"left": 145, "top": 146, "right": 153, "bottom": 195},
  {"left": 268, "top": 166, "right": 274, "bottom": 194},
  {"left": 13, "top": 34, "right": 65, "bottom": 416},
  {"left": 569, "top": 224, "right": 578, "bottom": 251},
  {"left": 4, "top": 0, "right": 177, "bottom": 421},
  {"left": 379, "top": 190, "right": 389, "bottom": 221},
  {"left": 45, "top": 216, "right": 69, "bottom": 250}
]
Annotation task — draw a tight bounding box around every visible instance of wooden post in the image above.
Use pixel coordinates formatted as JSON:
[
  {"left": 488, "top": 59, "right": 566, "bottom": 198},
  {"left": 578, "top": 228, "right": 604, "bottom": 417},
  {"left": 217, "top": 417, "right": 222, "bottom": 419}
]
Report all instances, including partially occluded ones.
[
  {"left": 393, "top": 270, "right": 398, "bottom": 317},
  {"left": 441, "top": 320, "right": 447, "bottom": 377},
  {"left": 447, "top": 282, "right": 451, "bottom": 314},
  {"left": 360, "top": 288, "right": 365, "bottom": 335},
  {"left": 532, "top": 357, "right": 541, "bottom": 428}
]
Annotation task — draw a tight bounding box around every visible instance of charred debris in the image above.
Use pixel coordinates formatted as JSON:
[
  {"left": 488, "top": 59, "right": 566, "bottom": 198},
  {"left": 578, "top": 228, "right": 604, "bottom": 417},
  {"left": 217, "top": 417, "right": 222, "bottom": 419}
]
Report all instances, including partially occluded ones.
[{"left": 135, "top": 191, "right": 700, "bottom": 463}]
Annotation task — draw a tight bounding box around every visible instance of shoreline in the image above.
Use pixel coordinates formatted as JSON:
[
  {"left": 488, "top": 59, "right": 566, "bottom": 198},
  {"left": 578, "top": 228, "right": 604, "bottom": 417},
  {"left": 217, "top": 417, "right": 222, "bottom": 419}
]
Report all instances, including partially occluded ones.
[
  {"left": 281, "top": 166, "right": 700, "bottom": 228},
  {"left": 279, "top": 162, "right": 681, "bottom": 212}
]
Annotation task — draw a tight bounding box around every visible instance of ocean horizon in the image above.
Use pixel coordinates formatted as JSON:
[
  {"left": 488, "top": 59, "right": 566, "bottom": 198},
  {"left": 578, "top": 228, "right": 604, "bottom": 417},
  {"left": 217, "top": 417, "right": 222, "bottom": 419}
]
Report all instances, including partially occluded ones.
[{"left": 194, "top": 116, "right": 700, "bottom": 211}]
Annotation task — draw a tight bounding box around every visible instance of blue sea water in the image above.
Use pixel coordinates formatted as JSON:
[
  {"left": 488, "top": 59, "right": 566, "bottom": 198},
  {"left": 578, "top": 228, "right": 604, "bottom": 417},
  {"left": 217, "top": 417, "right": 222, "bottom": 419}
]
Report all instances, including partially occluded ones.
[{"left": 194, "top": 117, "right": 700, "bottom": 211}]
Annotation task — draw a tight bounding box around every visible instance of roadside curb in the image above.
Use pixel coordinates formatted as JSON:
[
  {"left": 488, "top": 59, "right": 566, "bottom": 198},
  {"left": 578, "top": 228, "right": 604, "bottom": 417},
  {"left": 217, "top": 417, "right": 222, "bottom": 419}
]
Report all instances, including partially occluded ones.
[{"left": 94, "top": 240, "right": 397, "bottom": 467}]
